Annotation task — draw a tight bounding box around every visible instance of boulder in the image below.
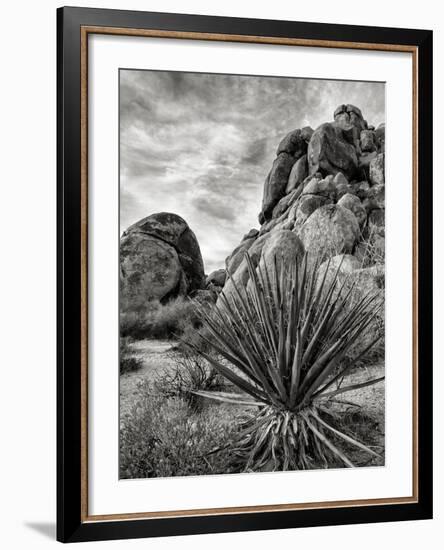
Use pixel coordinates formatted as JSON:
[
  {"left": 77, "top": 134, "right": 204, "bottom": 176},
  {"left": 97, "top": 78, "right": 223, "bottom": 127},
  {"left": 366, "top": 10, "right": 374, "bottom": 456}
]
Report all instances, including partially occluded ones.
[
  {"left": 242, "top": 228, "right": 259, "bottom": 241},
  {"left": 276, "top": 128, "right": 307, "bottom": 157},
  {"left": 375, "top": 123, "right": 385, "bottom": 151},
  {"left": 258, "top": 216, "right": 283, "bottom": 236},
  {"left": 299, "top": 204, "right": 360, "bottom": 259},
  {"left": 317, "top": 175, "right": 337, "bottom": 200},
  {"left": 333, "top": 172, "right": 349, "bottom": 187},
  {"left": 221, "top": 232, "right": 274, "bottom": 301},
  {"left": 256, "top": 230, "right": 305, "bottom": 281},
  {"left": 260, "top": 153, "right": 296, "bottom": 222},
  {"left": 206, "top": 269, "right": 227, "bottom": 287},
  {"left": 307, "top": 122, "right": 359, "bottom": 179},
  {"left": 369, "top": 153, "right": 385, "bottom": 186},
  {"left": 301, "top": 174, "right": 322, "bottom": 195},
  {"left": 227, "top": 232, "right": 273, "bottom": 284},
  {"left": 301, "top": 126, "right": 314, "bottom": 143},
  {"left": 120, "top": 212, "right": 205, "bottom": 304},
  {"left": 338, "top": 193, "right": 367, "bottom": 227},
  {"left": 333, "top": 104, "right": 367, "bottom": 133},
  {"left": 272, "top": 188, "right": 301, "bottom": 218},
  {"left": 348, "top": 265, "right": 385, "bottom": 299},
  {"left": 290, "top": 194, "right": 329, "bottom": 231},
  {"left": 120, "top": 234, "right": 184, "bottom": 303},
  {"left": 360, "top": 130, "right": 377, "bottom": 153},
  {"left": 285, "top": 154, "right": 308, "bottom": 193},
  {"left": 334, "top": 172, "right": 351, "bottom": 199},
  {"left": 226, "top": 237, "right": 257, "bottom": 274}
]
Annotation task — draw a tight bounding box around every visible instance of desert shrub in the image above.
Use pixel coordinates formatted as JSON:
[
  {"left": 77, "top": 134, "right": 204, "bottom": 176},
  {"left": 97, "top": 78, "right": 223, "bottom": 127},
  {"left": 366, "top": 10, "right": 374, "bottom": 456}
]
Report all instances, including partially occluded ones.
[
  {"left": 153, "top": 348, "right": 226, "bottom": 412},
  {"left": 192, "top": 252, "right": 385, "bottom": 472},
  {"left": 120, "top": 297, "right": 202, "bottom": 340},
  {"left": 120, "top": 337, "right": 142, "bottom": 374},
  {"left": 119, "top": 392, "right": 235, "bottom": 479}
]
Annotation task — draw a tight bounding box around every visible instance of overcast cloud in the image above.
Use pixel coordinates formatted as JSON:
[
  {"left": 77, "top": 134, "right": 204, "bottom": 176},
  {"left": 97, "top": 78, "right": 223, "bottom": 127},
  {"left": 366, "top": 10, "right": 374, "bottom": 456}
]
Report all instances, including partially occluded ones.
[{"left": 120, "top": 70, "right": 385, "bottom": 273}]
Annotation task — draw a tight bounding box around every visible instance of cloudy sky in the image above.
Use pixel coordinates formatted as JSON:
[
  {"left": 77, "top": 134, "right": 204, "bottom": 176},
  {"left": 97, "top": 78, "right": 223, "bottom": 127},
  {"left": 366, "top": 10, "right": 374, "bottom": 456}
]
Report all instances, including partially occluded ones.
[{"left": 120, "top": 70, "right": 385, "bottom": 273}]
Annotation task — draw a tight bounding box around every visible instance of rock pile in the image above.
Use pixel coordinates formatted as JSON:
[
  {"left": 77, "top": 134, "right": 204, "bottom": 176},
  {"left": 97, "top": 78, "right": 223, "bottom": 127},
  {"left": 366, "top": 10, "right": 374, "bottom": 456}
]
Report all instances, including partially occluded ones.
[{"left": 222, "top": 104, "right": 385, "bottom": 297}]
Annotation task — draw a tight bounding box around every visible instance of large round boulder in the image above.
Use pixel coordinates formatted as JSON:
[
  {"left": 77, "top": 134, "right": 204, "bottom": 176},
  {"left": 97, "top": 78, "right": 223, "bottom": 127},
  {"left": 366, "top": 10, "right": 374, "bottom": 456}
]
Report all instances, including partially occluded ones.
[
  {"left": 299, "top": 204, "right": 360, "bottom": 259},
  {"left": 120, "top": 234, "right": 184, "bottom": 303},
  {"left": 120, "top": 212, "right": 205, "bottom": 304}
]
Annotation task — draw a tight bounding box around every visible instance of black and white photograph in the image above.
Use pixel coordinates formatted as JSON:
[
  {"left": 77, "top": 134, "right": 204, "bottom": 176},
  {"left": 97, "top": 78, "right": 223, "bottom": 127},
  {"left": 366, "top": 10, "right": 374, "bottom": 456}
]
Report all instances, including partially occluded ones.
[{"left": 118, "top": 70, "right": 386, "bottom": 479}]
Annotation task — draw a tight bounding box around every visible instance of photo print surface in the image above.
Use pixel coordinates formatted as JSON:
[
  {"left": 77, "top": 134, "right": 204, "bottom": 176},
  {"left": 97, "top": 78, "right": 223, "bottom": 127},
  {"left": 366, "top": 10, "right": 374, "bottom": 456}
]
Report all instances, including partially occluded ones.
[{"left": 119, "top": 69, "right": 386, "bottom": 480}]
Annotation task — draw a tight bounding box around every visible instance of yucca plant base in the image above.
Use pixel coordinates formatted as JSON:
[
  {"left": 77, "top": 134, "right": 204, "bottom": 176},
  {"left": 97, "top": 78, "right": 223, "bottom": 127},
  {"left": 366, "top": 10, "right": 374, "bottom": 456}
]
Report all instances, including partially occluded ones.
[
  {"left": 193, "top": 251, "right": 384, "bottom": 472},
  {"left": 204, "top": 403, "right": 382, "bottom": 472}
]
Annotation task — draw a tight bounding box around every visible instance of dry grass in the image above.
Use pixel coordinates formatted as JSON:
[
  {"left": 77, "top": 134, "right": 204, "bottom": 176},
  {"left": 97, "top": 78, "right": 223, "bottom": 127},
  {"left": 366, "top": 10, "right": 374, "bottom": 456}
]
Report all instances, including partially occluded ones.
[
  {"left": 120, "top": 296, "right": 201, "bottom": 340},
  {"left": 357, "top": 222, "right": 385, "bottom": 268}
]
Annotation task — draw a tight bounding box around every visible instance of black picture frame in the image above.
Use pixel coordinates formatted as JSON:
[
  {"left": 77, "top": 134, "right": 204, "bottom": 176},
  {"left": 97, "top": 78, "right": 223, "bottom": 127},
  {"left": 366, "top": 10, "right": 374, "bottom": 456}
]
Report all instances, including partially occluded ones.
[{"left": 57, "top": 6, "right": 433, "bottom": 543}]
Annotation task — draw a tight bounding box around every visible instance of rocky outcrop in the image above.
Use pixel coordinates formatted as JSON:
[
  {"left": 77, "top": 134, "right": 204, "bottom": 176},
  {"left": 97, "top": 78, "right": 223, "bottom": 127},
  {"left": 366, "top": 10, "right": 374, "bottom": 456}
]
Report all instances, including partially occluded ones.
[
  {"left": 120, "top": 212, "right": 205, "bottom": 304},
  {"left": 122, "top": 105, "right": 385, "bottom": 326},
  {"left": 259, "top": 127, "right": 314, "bottom": 223},
  {"left": 220, "top": 104, "right": 385, "bottom": 304}
]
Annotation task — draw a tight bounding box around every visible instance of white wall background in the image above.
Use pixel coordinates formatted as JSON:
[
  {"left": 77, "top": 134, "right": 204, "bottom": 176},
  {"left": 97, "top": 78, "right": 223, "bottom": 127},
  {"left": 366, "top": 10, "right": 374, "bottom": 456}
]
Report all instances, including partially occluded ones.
[{"left": 0, "top": 0, "right": 440, "bottom": 548}]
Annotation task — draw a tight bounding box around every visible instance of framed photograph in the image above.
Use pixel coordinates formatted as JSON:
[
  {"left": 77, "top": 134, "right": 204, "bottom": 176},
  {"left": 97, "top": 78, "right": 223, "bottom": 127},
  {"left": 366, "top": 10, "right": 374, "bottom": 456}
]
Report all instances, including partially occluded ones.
[{"left": 57, "top": 6, "right": 433, "bottom": 543}]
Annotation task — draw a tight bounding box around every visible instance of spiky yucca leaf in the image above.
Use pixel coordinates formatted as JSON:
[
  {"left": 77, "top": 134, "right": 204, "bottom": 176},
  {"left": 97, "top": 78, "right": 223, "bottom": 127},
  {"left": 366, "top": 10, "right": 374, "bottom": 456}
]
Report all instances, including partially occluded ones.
[{"left": 193, "top": 251, "right": 384, "bottom": 471}]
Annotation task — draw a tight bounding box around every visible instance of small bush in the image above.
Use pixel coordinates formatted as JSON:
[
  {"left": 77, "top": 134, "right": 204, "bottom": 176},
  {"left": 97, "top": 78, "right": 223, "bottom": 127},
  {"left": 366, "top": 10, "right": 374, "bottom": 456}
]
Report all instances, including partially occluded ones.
[
  {"left": 119, "top": 391, "right": 235, "bottom": 479},
  {"left": 120, "top": 297, "right": 202, "bottom": 340},
  {"left": 120, "top": 337, "right": 142, "bottom": 374},
  {"left": 153, "top": 348, "right": 226, "bottom": 412}
]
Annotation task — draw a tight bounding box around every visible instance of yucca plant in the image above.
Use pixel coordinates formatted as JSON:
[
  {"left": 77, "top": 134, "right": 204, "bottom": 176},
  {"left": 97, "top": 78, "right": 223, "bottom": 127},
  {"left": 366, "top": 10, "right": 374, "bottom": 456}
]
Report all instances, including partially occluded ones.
[{"left": 192, "top": 252, "right": 384, "bottom": 471}]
